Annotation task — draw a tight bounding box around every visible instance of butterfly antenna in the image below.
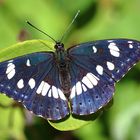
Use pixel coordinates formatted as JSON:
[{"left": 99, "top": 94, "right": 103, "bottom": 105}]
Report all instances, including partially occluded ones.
[
  {"left": 60, "top": 10, "right": 80, "bottom": 42},
  {"left": 26, "top": 21, "right": 57, "bottom": 43}
]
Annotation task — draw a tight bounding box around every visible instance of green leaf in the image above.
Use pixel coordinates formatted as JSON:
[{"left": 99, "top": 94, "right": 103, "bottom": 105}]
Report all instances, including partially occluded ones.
[
  {"left": 49, "top": 112, "right": 101, "bottom": 131},
  {"left": 0, "top": 40, "right": 55, "bottom": 62}
]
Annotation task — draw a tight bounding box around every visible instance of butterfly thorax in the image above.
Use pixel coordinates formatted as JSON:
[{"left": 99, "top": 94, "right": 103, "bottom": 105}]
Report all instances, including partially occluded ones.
[{"left": 54, "top": 42, "right": 71, "bottom": 98}]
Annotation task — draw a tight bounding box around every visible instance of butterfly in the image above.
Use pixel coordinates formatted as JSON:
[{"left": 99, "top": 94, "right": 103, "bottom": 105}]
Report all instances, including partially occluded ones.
[{"left": 0, "top": 37, "right": 140, "bottom": 121}]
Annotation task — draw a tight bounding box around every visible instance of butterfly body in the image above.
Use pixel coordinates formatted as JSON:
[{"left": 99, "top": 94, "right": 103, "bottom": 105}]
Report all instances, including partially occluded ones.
[
  {"left": 0, "top": 39, "right": 140, "bottom": 120},
  {"left": 54, "top": 42, "right": 71, "bottom": 98}
]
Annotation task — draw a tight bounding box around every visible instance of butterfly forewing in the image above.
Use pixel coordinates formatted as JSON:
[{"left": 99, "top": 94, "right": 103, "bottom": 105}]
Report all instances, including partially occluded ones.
[
  {"left": 68, "top": 39, "right": 140, "bottom": 115},
  {"left": 0, "top": 52, "right": 69, "bottom": 120}
]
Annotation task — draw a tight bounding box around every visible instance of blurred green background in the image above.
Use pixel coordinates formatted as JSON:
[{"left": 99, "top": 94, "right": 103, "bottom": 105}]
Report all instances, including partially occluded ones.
[{"left": 0, "top": 0, "right": 140, "bottom": 140}]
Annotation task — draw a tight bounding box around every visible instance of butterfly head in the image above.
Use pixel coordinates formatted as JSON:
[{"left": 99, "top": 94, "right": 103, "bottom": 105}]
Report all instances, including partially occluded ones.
[{"left": 54, "top": 42, "right": 64, "bottom": 52}]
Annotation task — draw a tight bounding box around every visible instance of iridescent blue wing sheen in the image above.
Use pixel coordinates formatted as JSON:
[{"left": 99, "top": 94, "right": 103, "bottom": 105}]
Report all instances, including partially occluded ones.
[
  {"left": 68, "top": 39, "right": 140, "bottom": 115},
  {"left": 0, "top": 52, "right": 69, "bottom": 120}
]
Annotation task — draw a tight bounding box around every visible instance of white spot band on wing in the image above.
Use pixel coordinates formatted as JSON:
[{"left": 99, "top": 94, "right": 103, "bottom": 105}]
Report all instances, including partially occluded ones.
[
  {"left": 36, "top": 81, "right": 66, "bottom": 100},
  {"left": 70, "top": 72, "right": 100, "bottom": 98}
]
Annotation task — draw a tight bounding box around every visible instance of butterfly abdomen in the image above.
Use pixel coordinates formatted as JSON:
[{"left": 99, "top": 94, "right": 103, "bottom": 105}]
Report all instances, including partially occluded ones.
[
  {"left": 58, "top": 57, "right": 71, "bottom": 98},
  {"left": 59, "top": 64, "right": 71, "bottom": 98}
]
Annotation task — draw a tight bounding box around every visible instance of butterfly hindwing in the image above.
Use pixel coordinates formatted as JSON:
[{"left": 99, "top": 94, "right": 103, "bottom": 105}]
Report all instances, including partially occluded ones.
[
  {"left": 0, "top": 52, "right": 69, "bottom": 120},
  {"left": 68, "top": 39, "right": 140, "bottom": 115},
  {"left": 68, "top": 54, "right": 115, "bottom": 115}
]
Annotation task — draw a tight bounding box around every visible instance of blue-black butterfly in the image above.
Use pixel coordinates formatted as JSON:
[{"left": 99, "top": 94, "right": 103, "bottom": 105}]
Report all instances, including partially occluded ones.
[
  {"left": 0, "top": 13, "right": 140, "bottom": 121},
  {"left": 0, "top": 38, "right": 140, "bottom": 120}
]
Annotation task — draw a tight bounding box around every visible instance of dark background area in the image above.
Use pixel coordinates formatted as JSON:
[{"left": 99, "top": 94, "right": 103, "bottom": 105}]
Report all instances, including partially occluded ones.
[{"left": 0, "top": 0, "right": 140, "bottom": 140}]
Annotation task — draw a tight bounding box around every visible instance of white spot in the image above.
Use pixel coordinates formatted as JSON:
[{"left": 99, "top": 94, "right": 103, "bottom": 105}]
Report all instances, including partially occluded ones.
[
  {"left": 93, "top": 73, "right": 99, "bottom": 81},
  {"left": 129, "top": 44, "right": 133, "bottom": 49},
  {"left": 82, "top": 84, "right": 87, "bottom": 92},
  {"left": 28, "top": 78, "right": 36, "bottom": 89},
  {"left": 0, "top": 84, "right": 4, "bottom": 87},
  {"left": 121, "top": 63, "right": 124, "bottom": 67},
  {"left": 126, "top": 58, "right": 130, "bottom": 62},
  {"left": 86, "top": 73, "right": 98, "bottom": 86},
  {"left": 82, "top": 75, "right": 93, "bottom": 89},
  {"left": 107, "top": 61, "right": 115, "bottom": 70},
  {"left": 58, "top": 89, "right": 66, "bottom": 100},
  {"left": 128, "top": 41, "right": 133, "bottom": 43},
  {"left": 92, "top": 46, "right": 97, "bottom": 53},
  {"left": 108, "top": 43, "right": 120, "bottom": 57},
  {"left": 70, "top": 85, "right": 76, "bottom": 99},
  {"left": 36, "top": 81, "right": 45, "bottom": 94},
  {"left": 110, "top": 50, "right": 120, "bottom": 57},
  {"left": 96, "top": 65, "right": 103, "bottom": 75},
  {"left": 6, "top": 63, "right": 16, "bottom": 79},
  {"left": 76, "top": 81, "right": 82, "bottom": 95},
  {"left": 6, "top": 63, "right": 15, "bottom": 74},
  {"left": 108, "top": 40, "right": 113, "bottom": 43},
  {"left": 26, "top": 59, "right": 31, "bottom": 66},
  {"left": 7, "top": 86, "right": 10, "bottom": 89},
  {"left": 7, "top": 62, "right": 13, "bottom": 67},
  {"left": 7, "top": 69, "right": 16, "bottom": 79},
  {"left": 52, "top": 86, "right": 59, "bottom": 98},
  {"left": 108, "top": 43, "right": 120, "bottom": 51},
  {"left": 8, "top": 60, "right": 13, "bottom": 63},
  {"left": 42, "top": 82, "right": 50, "bottom": 96},
  {"left": 116, "top": 69, "right": 120, "bottom": 73},
  {"left": 128, "top": 41, "right": 133, "bottom": 49},
  {"left": 48, "top": 89, "right": 52, "bottom": 97},
  {"left": 17, "top": 79, "right": 24, "bottom": 89}
]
